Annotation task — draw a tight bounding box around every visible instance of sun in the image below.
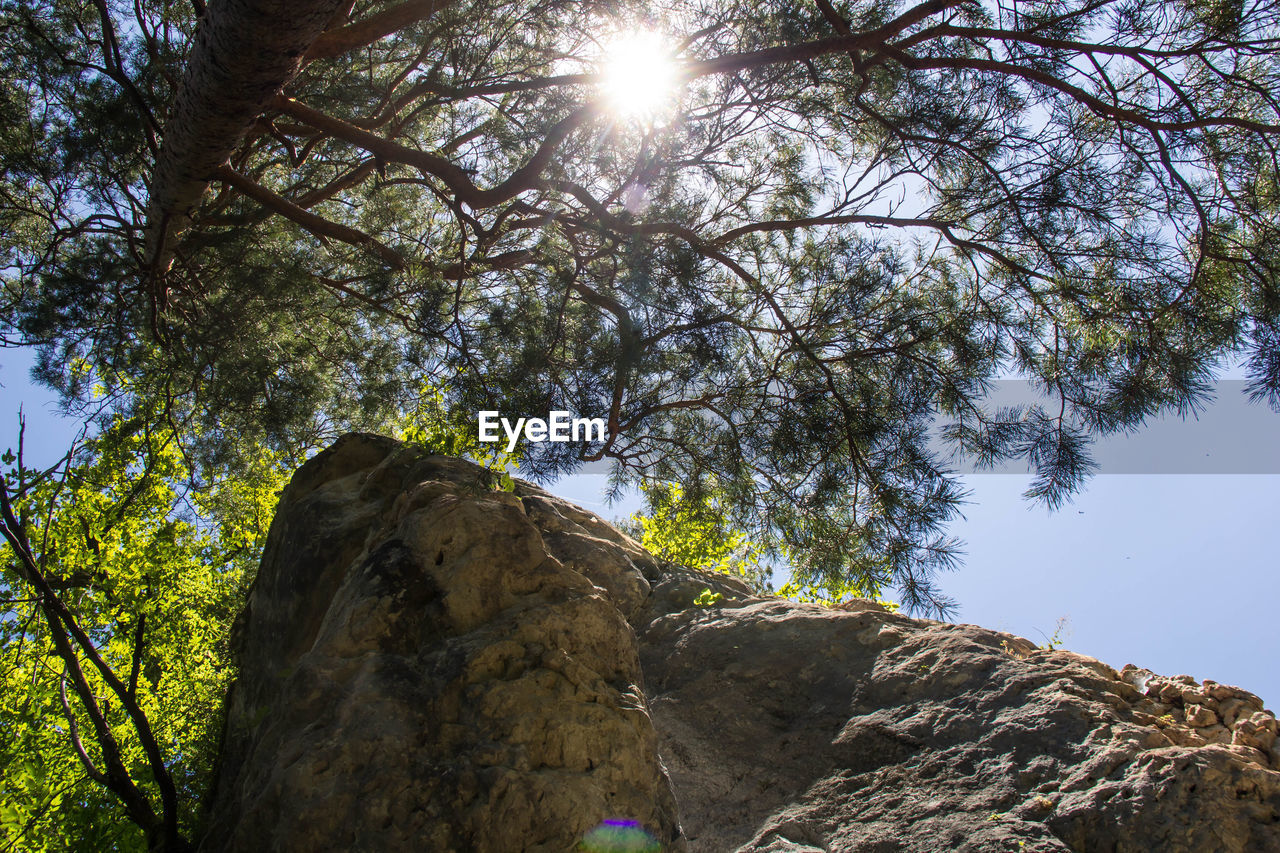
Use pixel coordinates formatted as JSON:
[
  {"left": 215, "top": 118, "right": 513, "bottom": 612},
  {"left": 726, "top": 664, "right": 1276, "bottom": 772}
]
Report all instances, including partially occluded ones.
[{"left": 598, "top": 30, "right": 681, "bottom": 122}]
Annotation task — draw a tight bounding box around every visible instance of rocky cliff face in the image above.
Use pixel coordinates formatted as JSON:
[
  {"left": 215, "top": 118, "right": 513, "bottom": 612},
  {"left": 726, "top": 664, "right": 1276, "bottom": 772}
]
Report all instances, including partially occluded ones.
[{"left": 201, "top": 435, "right": 1280, "bottom": 852}]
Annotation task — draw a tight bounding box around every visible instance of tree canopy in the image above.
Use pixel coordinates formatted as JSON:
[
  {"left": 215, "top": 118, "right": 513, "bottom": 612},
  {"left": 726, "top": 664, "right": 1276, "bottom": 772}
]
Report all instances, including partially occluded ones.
[{"left": 3, "top": 0, "right": 1279, "bottom": 614}]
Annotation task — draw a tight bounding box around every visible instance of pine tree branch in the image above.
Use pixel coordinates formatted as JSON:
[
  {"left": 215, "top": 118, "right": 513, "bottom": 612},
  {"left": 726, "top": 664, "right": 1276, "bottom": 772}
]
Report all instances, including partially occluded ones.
[
  {"left": 215, "top": 165, "right": 406, "bottom": 269},
  {"left": 274, "top": 96, "right": 590, "bottom": 209},
  {"left": 305, "top": 0, "right": 463, "bottom": 61}
]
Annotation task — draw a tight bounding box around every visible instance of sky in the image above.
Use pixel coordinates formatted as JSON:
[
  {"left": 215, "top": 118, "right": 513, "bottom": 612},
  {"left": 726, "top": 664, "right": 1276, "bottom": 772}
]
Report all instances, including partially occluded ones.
[{"left": 4, "top": 345, "right": 1277, "bottom": 708}]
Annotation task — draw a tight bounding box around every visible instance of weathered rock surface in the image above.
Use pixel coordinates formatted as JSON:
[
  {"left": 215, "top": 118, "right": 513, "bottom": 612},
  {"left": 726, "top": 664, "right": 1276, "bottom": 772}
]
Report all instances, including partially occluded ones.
[
  {"left": 643, "top": 605, "right": 1280, "bottom": 851},
  {"left": 202, "top": 435, "right": 1280, "bottom": 852},
  {"left": 200, "top": 435, "right": 685, "bottom": 851}
]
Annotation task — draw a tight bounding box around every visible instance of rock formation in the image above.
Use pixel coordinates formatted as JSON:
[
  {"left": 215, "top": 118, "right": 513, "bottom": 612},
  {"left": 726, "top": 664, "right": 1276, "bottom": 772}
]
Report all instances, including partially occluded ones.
[{"left": 201, "top": 435, "right": 1280, "bottom": 852}]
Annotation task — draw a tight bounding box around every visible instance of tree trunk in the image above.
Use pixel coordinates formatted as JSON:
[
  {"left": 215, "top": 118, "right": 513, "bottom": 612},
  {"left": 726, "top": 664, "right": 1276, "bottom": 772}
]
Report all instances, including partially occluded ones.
[{"left": 144, "top": 0, "right": 349, "bottom": 277}]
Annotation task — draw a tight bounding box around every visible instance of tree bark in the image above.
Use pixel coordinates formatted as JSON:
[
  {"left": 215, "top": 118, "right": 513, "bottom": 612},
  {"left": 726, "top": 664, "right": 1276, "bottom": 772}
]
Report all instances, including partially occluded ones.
[{"left": 144, "top": 0, "right": 350, "bottom": 279}]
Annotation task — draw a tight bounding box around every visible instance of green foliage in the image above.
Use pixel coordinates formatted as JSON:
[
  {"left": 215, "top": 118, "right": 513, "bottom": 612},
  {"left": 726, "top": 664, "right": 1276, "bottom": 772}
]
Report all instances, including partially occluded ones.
[
  {"left": 1037, "top": 616, "right": 1072, "bottom": 651},
  {"left": 692, "top": 588, "right": 723, "bottom": 608},
  {"left": 397, "top": 386, "right": 519, "bottom": 492},
  {"left": 632, "top": 483, "right": 761, "bottom": 580},
  {"left": 633, "top": 480, "right": 899, "bottom": 611},
  {"left": 775, "top": 577, "right": 900, "bottom": 613},
  {"left": 0, "top": 408, "right": 285, "bottom": 849}
]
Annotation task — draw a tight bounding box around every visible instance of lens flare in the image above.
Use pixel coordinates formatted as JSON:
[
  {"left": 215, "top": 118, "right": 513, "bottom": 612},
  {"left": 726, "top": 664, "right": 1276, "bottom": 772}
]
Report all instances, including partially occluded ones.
[
  {"left": 599, "top": 30, "right": 680, "bottom": 122},
  {"left": 579, "top": 818, "right": 661, "bottom": 852}
]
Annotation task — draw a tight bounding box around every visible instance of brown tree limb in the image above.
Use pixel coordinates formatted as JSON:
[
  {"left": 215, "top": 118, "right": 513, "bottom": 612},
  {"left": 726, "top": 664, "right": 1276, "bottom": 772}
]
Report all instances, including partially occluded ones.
[
  {"left": 715, "top": 212, "right": 957, "bottom": 244},
  {"left": 306, "top": 0, "right": 463, "bottom": 61},
  {"left": 887, "top": 51, "right": 1280, "bottom": 134},
  {"left": 275, "top": 96, "right": 590, "bottom": 208},
  {"left": 293, "top": 159, "right": 379, "bottom": 209},
  {"left": 215, "top": 165, "right": 406, "bottom": 269},
  {"left": 59, "top": 677, "right": 109, "bottom": 788},
  {"left": 127, "top": 614, "right": 146, "bottom": 699},
  {"left": 683, "top": 0, "right": 965, "bottom": 79},
  {"left": 439, "top": 249, "right": 536, "bottom": 279}
]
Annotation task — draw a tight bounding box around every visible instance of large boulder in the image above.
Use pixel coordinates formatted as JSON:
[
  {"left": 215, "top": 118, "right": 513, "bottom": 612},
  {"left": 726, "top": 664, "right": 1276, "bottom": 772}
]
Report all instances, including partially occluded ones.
[{"left": 201, "top": 435, "right": 1280, "bottom": 852}]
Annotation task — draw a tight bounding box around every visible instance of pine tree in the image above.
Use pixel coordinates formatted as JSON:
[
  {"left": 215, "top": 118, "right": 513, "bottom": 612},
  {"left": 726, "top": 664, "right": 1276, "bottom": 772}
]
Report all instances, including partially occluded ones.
[{"left": 3, "top": 0, "right": 1278, "bottom": 612}]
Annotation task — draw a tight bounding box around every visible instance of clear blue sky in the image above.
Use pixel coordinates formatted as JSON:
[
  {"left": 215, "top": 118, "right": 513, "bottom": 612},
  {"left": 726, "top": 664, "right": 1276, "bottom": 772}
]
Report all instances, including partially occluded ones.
[{"left": 4, "top": 346, "right": 1276, "bottom": 708}]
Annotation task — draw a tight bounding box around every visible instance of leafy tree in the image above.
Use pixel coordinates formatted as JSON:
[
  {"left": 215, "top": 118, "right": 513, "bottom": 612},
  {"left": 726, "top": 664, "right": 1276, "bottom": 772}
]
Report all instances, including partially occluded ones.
[
  {"left": 397, "top": 384, "right": 521, "bottom": 490},
  {"left": 0, "top": 408, "right": 286, "bottom": 851},
  {"left": 629, "top": 481, "right": 898, "bottom": 609},
  {"left": 631, "top": 482, "right": 765, "bottom": 581},
  {"left": 2, "top": 0, "right": 1279, "bottom": 612}
]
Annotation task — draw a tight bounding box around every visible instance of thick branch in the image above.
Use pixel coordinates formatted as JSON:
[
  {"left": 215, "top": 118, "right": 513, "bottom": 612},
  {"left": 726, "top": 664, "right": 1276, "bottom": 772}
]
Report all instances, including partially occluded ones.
[
  {"left": 714, "top": 212, "right": 956, "bottom": 244},
  {"left": 683, "top": 0, "right": 965, "bottom": 78},
  {"left": 276, "top": 97, "right": 590, "bottom": 208},
  {"left": 439, "top": 249, "right": 535, "bottom": 280},
  {"left": 306, "top": 0, "right": 462, "bottom": 61},
  {"left": 215, "top": 165, "right": 406, "bottom": 269},
  {"left": 889, "top": 51, "right": 1280, "bottom": 134}
]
